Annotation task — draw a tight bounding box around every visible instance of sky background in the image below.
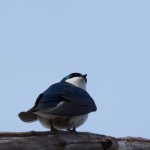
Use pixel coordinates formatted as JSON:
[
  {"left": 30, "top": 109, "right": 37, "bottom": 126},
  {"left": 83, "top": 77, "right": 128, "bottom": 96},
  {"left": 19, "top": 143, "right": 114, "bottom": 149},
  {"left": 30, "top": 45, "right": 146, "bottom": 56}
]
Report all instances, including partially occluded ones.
[{"left": 0, "top": 0, "right": 150, "bottom": 138}]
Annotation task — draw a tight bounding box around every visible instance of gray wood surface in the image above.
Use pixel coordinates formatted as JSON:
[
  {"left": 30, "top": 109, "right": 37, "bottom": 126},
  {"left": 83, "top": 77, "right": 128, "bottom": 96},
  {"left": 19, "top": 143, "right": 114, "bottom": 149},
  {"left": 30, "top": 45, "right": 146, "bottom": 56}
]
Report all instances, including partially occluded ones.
[{"left": 0, "top": 131, "right": 149, "bottom": 150}]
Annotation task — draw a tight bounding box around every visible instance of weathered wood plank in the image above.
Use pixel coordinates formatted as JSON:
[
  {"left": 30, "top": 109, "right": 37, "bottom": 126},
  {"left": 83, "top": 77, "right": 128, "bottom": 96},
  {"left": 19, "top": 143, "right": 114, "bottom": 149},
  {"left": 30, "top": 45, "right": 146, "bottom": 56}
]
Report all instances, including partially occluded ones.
[{"left": 0, "top": 131, "right": 149, "bottom": 150}]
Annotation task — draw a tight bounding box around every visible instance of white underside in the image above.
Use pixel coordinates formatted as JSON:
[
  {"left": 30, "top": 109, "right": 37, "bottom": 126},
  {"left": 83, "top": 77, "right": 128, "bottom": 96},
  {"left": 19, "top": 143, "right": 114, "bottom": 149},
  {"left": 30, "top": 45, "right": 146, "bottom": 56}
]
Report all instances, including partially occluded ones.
[{"left": 37, "top": 114, "right": 88, "bottom": 130}]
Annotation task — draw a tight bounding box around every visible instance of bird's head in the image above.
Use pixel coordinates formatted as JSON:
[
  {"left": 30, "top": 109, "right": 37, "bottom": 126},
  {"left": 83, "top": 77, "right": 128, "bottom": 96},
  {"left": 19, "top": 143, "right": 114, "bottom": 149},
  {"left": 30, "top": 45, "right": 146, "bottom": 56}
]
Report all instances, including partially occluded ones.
[{"left": 61, "top": 73, "right": 87, "bottom": 90}]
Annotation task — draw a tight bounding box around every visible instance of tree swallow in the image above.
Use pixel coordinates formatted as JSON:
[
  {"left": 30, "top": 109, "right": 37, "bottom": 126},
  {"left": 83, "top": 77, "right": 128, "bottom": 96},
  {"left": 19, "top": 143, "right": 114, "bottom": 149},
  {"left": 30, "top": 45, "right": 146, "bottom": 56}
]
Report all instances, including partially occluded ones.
[{"left": 18, "top": 73, "right": 97, "bottom": 131}]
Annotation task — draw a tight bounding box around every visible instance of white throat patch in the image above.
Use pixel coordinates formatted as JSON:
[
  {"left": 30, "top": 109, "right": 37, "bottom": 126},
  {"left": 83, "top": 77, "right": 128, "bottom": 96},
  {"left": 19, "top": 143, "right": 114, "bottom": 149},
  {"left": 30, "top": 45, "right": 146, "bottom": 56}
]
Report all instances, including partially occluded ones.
[{"left": 65, "top": 77, "right": 86, "bottom": 90}]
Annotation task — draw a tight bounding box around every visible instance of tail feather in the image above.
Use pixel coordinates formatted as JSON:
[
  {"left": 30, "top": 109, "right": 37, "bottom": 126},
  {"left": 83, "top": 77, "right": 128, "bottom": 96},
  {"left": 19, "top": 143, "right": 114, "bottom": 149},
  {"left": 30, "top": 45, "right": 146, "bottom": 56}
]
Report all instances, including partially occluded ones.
[{"left": 18, "top": 111, "right": 37, "bottom": 122}]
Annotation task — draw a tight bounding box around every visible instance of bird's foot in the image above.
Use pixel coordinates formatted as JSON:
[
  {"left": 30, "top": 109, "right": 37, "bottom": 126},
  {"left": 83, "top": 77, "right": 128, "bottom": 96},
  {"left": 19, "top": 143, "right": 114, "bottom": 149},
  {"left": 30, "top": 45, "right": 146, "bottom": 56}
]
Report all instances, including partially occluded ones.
[
  {"left": 51, "top": 127, "right": 58, "bottom": 132},
  {"left": 50, "top": 121, "right": 58, "bottom": 132},
  {"left": 67, "top": 127, "right": 78, "bottom": 134}
]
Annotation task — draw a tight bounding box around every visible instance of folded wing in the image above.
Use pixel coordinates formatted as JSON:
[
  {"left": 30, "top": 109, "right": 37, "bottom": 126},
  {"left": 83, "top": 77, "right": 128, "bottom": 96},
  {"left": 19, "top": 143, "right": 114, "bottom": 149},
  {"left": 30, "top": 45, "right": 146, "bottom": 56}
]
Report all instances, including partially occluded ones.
[
  {"left": 35, "top": 82, "right": 97, "bottom": 116},
  {"left": 18, "top": 82, "right": 97, "bottom": 122}
]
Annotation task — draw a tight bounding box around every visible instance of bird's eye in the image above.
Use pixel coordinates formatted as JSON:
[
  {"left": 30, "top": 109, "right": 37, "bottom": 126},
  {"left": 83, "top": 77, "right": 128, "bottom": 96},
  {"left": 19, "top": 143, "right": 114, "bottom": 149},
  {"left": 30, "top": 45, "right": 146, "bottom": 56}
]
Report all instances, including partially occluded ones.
[{"left": 70, "top": 73, "right": 82, "bottom": 78}]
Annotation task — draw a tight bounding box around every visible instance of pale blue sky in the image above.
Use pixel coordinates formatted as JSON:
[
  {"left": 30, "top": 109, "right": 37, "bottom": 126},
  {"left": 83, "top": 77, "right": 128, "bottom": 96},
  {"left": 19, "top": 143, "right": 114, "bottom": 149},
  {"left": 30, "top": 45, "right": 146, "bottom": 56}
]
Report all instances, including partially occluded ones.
[{"left": 0, "top": 0, "right": 150, "bottom": 138}]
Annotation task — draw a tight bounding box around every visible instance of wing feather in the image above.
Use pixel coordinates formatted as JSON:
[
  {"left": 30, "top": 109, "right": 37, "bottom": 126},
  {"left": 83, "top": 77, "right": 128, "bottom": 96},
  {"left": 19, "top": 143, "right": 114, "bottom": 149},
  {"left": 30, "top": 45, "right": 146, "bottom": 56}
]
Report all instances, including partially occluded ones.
[{"left": 35, "top": 82, "right": 97, "bottom": 116}]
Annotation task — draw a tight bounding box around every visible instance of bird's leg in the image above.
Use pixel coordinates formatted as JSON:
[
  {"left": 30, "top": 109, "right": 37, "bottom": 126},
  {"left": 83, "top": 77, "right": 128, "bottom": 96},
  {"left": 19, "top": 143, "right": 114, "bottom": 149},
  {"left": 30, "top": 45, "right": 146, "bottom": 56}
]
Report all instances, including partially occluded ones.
[
  {"left": 50, "top": 121, "right": 57, "bottom": 131},
  {"left": 67, "top": 127, "right": 78, "bottom": 134},
  {"left": 67, "top": 127, "right": 76, "bottom": 131},
  {"left": 72, "top": 126, "right": 76, "bottom": 131}
]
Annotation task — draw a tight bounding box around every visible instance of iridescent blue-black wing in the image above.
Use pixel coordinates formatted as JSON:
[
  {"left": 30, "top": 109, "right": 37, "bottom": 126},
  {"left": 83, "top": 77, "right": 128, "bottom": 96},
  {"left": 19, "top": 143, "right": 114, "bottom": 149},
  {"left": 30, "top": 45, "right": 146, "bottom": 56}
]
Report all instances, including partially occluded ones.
[{"left": 37, "top": 82, "right": 97, "bottom": 116}]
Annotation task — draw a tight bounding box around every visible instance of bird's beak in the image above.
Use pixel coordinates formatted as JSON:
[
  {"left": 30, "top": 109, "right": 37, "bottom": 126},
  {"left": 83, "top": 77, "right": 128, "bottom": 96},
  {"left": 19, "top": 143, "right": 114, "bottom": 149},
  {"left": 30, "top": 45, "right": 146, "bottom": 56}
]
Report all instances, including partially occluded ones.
[
  {"left": 82, "top": 74, "right": 87, "bottom": 78},
  {"left": 82, "top": 74, "right": 87, "bottom": 82}
]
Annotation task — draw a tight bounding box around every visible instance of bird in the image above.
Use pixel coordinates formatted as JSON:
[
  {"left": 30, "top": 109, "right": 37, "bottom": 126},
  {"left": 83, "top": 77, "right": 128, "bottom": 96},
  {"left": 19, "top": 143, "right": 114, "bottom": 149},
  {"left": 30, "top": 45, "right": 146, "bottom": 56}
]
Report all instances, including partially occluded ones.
[{"left": 18, "top": 73, "right": 97, "bottom": 131}]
